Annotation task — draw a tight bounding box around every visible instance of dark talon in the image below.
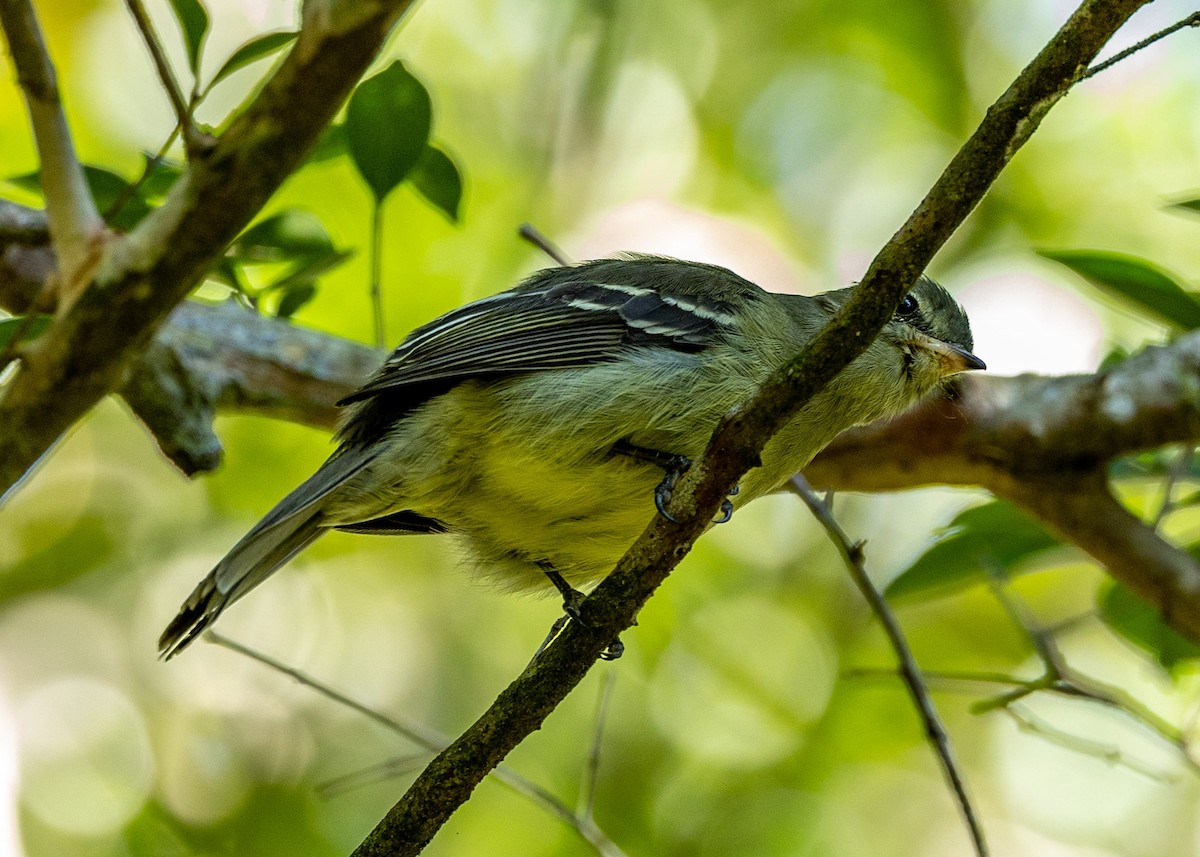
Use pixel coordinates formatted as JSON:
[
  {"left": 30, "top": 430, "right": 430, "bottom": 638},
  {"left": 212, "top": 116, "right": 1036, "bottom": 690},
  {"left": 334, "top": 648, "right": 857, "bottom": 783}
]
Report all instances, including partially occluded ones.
[
  {"left": 601, "top": 638, "right": 625, "bottom": 660},
  {"left": 532, "top": 563, "right": 625, "bottom": 663},
  {"left": 654, "top": 472, "right": 681, "bottom": 524},
  {"left": 712, "top": 482, "right": 741, "bottom": 524},
  {"left": 612, "top": 439, "right": 692, "bottom": 523}
]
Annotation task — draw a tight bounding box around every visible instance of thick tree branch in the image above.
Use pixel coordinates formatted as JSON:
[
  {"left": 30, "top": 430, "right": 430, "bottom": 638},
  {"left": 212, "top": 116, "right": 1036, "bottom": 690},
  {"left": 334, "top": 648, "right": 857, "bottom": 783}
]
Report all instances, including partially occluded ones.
[
  {"left": 351, "top": 2, "right": 1151, "bottom": 854},
  {"left": 806, "top": 329, "right": 1200, "bottom": 492},
  {"left": 0, "top": 199, "right": 49, "bottom": 245},
  {"left": 0, "top": 221, "right": 377, "bottom": 474},
  {"left": 0, "top": 0, "right": 105, "bottom": 292},
  {"left": 804, "top": 340, "right": 1200, "bottom": 641},
  {"left": 0, "top": 0, "right": 418, "bottom": 500}
]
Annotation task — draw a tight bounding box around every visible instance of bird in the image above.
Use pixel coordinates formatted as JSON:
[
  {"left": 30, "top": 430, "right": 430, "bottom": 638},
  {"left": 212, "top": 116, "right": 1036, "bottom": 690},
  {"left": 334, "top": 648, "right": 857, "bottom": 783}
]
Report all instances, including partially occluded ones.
[{"left": 159, "top": 255, "right": 983, "bottom": 658}]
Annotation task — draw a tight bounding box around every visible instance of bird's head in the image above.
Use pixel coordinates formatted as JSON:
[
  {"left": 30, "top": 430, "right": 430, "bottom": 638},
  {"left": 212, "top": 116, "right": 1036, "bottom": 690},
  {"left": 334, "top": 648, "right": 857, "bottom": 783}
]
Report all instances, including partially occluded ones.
[{"left": 879, "top": 276, "right": 984, "bottom": 393}]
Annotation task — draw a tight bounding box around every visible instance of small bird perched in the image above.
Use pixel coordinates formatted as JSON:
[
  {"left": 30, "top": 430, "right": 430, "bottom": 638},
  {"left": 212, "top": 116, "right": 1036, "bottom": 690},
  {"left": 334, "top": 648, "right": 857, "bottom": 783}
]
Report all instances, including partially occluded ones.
[{"left": 160, "top": 256, "right": 983, "bottom": 658}]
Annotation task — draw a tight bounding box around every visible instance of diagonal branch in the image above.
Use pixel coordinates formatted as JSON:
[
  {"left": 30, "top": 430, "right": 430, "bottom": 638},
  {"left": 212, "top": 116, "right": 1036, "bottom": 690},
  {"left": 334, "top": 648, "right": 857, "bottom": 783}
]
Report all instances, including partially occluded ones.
[
  {"left": 0, "top": 0, "right": 105, "bottom": 294},
  {"left": 122, "top": 0, "right": 210, "bottom": 156},
  {"left": 803, "top": 344, "right": 1200, "bottom": 642},
  {"left": 789, "top": 475, "right": 988, "bottom": 856},
  {"left": 0, "top": 0, "right": 420, "bottom": 501},
  {"left": 350, "top": 2, "right": 1152, "bottom": 854}
]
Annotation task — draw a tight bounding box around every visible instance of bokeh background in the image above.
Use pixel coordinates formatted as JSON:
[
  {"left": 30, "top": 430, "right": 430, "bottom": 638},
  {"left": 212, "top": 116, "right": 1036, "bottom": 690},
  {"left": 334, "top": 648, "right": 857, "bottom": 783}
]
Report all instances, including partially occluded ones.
[{"left": 4, "top": 0, "right": 1200, "bottom": 855}]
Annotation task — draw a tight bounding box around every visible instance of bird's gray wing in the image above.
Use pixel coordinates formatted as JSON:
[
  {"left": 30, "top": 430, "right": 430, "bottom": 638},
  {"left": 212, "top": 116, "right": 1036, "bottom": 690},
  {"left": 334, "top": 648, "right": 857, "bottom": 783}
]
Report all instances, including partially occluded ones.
[{"left": 338, "top": 273, "right": 739, "bottom": 407}]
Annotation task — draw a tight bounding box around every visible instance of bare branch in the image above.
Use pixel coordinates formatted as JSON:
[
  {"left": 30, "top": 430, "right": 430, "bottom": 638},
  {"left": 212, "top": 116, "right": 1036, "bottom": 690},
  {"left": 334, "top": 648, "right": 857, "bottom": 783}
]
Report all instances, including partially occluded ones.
[
  {"left": 122, "top": 0, "right": 210, "bottom": 156},
  {"left": 207, "top": 633, "right": 630, "bottom": 857},
  {"left": 0, "top": 0, "right": 419, "bottom": 500},
  {"left": 804, "top": 353, "right": 1200, "bottom": 642},
  {"left": 1084, "top": 11, "right": 1200, "bottom": 80},
  {"left": 0, "top": 199, "right": 49, "bottom": 245},
  {"left": 789, "top": 475, "right": 988, "bottom": 857},
  {"left": 0, "top": 0, "right": 105, "bottom": 292},
  {"left": 1007, "top": 476, "right": 1200, "bottom": 651},
  {"left": 519, "top": 223, "right": 574, "bottom": 266}
]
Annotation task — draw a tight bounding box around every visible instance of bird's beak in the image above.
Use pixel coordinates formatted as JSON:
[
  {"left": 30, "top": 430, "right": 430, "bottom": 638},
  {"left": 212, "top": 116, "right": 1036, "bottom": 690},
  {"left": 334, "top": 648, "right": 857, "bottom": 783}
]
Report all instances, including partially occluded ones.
[{"left": 919, "top": 335, "right": 986, "bottom": 375}]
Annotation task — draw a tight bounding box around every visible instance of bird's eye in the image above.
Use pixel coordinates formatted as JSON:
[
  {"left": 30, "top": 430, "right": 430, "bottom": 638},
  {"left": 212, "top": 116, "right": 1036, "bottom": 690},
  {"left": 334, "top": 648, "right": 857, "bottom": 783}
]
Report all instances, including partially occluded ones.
[{"left": 896, "top": 294, "right": 919, "bottom": 319}]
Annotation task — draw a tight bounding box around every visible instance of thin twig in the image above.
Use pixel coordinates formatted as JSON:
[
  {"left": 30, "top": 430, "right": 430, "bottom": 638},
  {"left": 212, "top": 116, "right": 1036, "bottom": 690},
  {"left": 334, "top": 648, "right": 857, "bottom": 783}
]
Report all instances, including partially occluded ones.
[
  {"left": 788, "top": 475, "right": 989, "bottom": 857},
  {"left": 370, "top": 201, "right": 386, "bottom": 348},
  {"left": 1004, "top": 705, "right": 1175, "bottom": 781},
  {"left": 849, "top": 662, "right": 1200, "bottom": 776},
  {"left": 0, "top": 0, "right": 104, "bottom": 292},
  {"left": 206, "top": 633, "right": 629, "bottom": 857},
  {"left": 984, "top": 565, "right": 1068, "bottom": 677},
  {"left": 579, "top": 668, "right": 615, "bottom": 822},
  {"left": 122, "top": 0, "right": 209, "bottom": 156},
  {"left": 1153, "top": 445, "right": 1194, "bottom": 529},
  {"left": 104, "top": 129, "right": 181, "bottom": 224},
  {"left": 844, "top": 667, "right": 1035, "bottom": 689},
  {"left": 519, "top": 223, "right": 573, "bottom": 266},
  {"left": 318, "top": 754, "right": 434, "bottom": 798},
  {"left": 1083, "top": 11, "right": 1200, "bottom": 80},
  {"left": 975, "top": 588, "right": 1200, "bottom": 775}
]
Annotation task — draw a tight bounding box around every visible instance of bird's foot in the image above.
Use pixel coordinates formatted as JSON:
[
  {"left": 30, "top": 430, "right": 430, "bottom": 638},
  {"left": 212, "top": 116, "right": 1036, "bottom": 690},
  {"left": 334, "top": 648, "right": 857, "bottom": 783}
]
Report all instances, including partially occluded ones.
[
  {"left": 611, "top": 439, "right": 740, "bottom": 525},
  {"left": 533, "top": 564, "right": 624, "bottom": 662}
]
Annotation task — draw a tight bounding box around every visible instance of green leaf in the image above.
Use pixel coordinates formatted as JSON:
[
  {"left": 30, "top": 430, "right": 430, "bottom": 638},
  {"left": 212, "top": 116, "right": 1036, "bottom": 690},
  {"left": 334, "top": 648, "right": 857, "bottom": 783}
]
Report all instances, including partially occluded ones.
[
  {"left": 229, "top": 210, "right": 336, "bottom": 263},
  {"left": 7, "top": 166, "right": 152, "bottom": 229},
  {"left": 275, "top": 282, "right": 318, "bottom": 319},
  {"left": 262, "top": 250, "right": 352, "bottom": 294},
  {"left": 1167, "top": 198, "right": 1200, "bottom": 216},
  {"left": 307, "top": 123, "right": 347, "bottom": 164},
  {"left": 885, "top": 502, "right": 1062, "bottom": 600},
  {"left": 168, "top": 0, "right": 210, "bottom": 76},
  {"left": 345, "top": 61, "right": 432, "bottom": 202},
  {"left": 135, "top": 154, "right": 183, "bottom": 201},
  {"left": 0, "top": 314, "right": 51, "bottom": 349},
  {"left": 4, "top": 171, "right": 41, "bottom": 195},
  {"left": 207, "top": 30, "right": 297, "bottom": 91},
  {"left": 410, "top": 146, "right": 462, "bottom": 222},
  {"left": 1099, "top": 583, "right": 1200, "bottom": 674},
  {"left": 1110, "top": 448, "right": 1200, "bottom": 481},
  {"left": 206, "top": 257, "right": 243, "bottom": 291},
  {"left": 1041, "top": 249, "right": 1200, "bottom": 330}
]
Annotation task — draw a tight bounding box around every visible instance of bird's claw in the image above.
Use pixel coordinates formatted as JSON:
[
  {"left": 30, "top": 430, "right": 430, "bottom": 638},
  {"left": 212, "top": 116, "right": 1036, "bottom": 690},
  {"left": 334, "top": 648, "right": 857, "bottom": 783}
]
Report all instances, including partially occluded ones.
[
  {"left": 654, "top": 469, "right": 683, "bottom": 523},
  {"left": 531, "top": 565, "right": 626, "bottom": 663},
  {"left": 601, "top": 638, "right": 625, "bottom": 660},
  {"left": 711, "top": 483, "right": 741, "bottom": 524}
]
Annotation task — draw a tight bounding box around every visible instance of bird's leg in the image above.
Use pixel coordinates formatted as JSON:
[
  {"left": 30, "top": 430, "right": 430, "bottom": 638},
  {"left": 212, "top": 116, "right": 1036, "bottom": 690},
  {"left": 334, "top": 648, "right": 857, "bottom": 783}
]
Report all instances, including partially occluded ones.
[
  {"left": 536, "top": 562, "right": 623, "bottom": 661},
  {"left": 542, "top": 564, "right": 586, "bottom": 619},
  {"left": 611, "top": 439, "right": 739, "bottom": 524},
  {"left": 610, "top": 439, "right": 691, "bottom": 522}
]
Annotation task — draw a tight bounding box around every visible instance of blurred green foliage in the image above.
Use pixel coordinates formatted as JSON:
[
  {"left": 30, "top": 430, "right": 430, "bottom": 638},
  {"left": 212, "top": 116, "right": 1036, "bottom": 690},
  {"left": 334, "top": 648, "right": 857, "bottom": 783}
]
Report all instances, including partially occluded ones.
[{"left": 4, "top": 1, "right": 1200, "bottom": 856}]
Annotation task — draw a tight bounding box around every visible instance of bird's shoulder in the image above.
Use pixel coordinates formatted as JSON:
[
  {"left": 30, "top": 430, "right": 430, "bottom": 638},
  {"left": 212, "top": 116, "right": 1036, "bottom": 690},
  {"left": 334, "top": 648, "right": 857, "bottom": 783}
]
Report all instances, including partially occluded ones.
[{"left": 334, "top": 256, "right": 765, "bottom": 437}]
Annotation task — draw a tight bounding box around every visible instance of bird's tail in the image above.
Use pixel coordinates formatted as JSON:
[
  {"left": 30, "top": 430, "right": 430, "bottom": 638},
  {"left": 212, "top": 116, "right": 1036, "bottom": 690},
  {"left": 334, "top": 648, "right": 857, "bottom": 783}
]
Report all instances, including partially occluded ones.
[{"left": 158, "top": 446, "right": 376, "bottom": 659}]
